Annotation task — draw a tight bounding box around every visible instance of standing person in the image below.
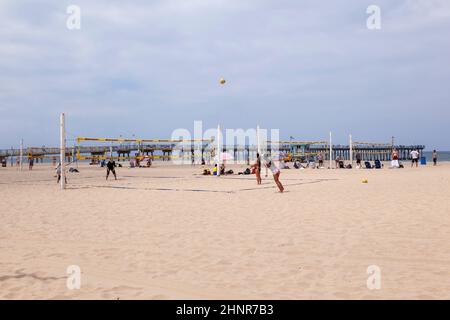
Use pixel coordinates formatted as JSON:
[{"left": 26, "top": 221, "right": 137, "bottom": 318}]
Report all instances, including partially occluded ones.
[
  {"left": 410, "top": 149, "right": 419, "bottom": 168},
  {"left": 355, "top": 152, "right": 362, "bottom": 169},
  {"left": 432, "top": 150, "right": 438, "bottom": 166},
  {"left": 106, "top": 159, "right": 117, "bottom": 180},
  {"left": 263, "top": 155, "right": 284, "bottom": 193},
  {"left": 56, "top": 163, "right": 67, "bottom": 184},
  {"left": 391, "top": 149, "right": 400, "bottom": 168},
  {"left": 28, "top": 157, "right": 34, "bottom": 170},
  {"left": 135, "top": 154, "right": 140, "bottom": 168},
  {"left": 317, "top": 152, "right": 324, "bottom": 168},
  {"left": 251, "top": 153, "right": 262, "bottom": 185}
]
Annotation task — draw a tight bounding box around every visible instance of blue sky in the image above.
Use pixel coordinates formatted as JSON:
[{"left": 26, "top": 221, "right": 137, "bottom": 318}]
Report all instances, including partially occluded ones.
[{"left": 1, "top": 0, "right": 449, "bottom": 150}]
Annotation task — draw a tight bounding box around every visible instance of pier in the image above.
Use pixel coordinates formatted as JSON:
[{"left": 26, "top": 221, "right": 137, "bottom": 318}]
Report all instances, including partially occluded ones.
[{"left": 0, "top": 142, "right": 425, "bottom": 166}]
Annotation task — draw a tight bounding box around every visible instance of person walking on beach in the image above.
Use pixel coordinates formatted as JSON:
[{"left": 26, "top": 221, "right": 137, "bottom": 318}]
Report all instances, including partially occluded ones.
[
  {"left": 28, "top": 157, "right": 34, "bottom": 170},
  {"left": 432, "top": 150, "right": 438, "bottom": 166},
  {"left": 410, "top": 149, "right": 419, "bottom": 168},
  {"left": 106, "top": 159, "right": 117, "bottom": 180},
  {"left": 251, "top": 153, "right": 262, "bottom": 185},
  {"left": 263, "top": 155, "right": 284, "bottom": 193}
]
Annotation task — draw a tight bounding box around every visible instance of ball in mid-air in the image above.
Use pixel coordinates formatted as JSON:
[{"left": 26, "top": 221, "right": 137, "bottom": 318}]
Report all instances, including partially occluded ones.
[{"left": 219, "top": 78, "right": 226, "bottom": 85}]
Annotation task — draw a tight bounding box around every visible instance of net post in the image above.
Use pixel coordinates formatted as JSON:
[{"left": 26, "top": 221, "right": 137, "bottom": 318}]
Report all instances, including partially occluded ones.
[{"left": 60, "top": 113, "right": 66, "bottom": 190}]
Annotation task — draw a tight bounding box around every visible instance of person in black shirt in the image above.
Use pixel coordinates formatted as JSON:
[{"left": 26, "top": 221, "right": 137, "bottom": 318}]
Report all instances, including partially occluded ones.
[
  {"left": 355, "top": 152, "right": 362, "bottom": 169},
  {"left": 106, "top": 159, "right": 117, "bottom": 180}
]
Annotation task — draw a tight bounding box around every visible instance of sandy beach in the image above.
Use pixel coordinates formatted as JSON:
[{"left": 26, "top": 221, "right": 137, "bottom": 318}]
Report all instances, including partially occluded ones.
[{"left": 1, "top": 162, "right": 449, "bottom": 299}]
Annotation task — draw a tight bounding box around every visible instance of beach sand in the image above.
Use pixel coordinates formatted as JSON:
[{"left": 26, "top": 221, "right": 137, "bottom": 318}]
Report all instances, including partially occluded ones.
[{"left": 1, "top": 161, "right": 449, "bottom": 299}]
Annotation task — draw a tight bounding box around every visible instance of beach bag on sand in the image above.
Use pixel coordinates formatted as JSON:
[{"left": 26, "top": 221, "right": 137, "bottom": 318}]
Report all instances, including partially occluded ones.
[
  {"left": 244, "top": 168, "right": 251, "bottom": 175},
  {"left": 374, "top": 160, "right": 382, "bottom": 169}
]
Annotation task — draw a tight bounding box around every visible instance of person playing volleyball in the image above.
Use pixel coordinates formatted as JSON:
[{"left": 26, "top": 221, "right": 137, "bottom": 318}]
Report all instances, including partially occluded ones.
[
  {"left": 106, "top": 159, "right": 117, "bottom": 180},
  {"left": 263, "top": 154, "right": 284, "bottom": 193},
  {"left": 251, "top": 153, "right": 262, "bottom": 185}
]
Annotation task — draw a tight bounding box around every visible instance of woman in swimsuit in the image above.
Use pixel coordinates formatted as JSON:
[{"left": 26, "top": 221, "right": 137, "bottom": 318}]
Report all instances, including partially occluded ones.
[
  {"left": 265, "top": 157, "right": 284, "bottom": 193},
  {"left": 251, "top": 153, "right": 262, "bottom": 185}
]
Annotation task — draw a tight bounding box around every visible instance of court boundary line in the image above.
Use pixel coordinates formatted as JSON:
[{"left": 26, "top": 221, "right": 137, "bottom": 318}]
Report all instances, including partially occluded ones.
[{"left": 67, "top": 179, "right": 330, "bottom": 193}]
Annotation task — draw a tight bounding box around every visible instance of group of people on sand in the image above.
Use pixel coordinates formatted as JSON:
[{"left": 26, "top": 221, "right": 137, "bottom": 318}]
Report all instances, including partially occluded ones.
[
  {"left": 129, "top": 157, "right": 152, "bottom": 168},
  {"left": 203, "top": 163, "right": 232, "bottom": 176},
  {"left": 201, "top": 153, "right": 285, "bottom": 193},
  {"left": 50, "top": 148, "right": 441, "bottom": 188},
  {"left": 390, "top": 148, "right": 438, "bottom": 168}
]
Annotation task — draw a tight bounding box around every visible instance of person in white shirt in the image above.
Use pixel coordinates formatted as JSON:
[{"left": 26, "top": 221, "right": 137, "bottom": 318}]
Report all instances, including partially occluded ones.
[
  {"left": 410, "top": 149, "right": 420, "bottom": 168},
  {"left": 263, "top": 154, "right": 284, "bottom": 193}
]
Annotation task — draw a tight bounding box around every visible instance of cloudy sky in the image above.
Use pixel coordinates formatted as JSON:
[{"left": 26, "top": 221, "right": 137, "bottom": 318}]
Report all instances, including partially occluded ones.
[{"left": 1, "top": 0, "right": 449, "bottom": 149}]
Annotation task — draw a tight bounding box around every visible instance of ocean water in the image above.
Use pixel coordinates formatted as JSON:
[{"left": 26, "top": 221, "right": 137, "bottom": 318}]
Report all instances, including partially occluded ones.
[{"left": 422, "top": 151, "right": 450, "bottom": 162}]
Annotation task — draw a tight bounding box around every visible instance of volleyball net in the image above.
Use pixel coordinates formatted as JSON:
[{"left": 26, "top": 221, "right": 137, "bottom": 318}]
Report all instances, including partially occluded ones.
[{"left": 75, "top": 136, "right": 215, "bottom": 164}]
